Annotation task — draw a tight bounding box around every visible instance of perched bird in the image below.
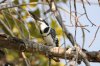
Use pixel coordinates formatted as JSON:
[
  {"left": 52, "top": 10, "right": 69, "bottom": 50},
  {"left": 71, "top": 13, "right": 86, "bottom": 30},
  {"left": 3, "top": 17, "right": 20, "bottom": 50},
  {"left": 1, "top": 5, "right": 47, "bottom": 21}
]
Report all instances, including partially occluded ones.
[
  {"left": 29, "top": 11, "right": 59, "bottom": 66},
  {"left": 29, "top": 11, "right": 59, "bottom": 47}
]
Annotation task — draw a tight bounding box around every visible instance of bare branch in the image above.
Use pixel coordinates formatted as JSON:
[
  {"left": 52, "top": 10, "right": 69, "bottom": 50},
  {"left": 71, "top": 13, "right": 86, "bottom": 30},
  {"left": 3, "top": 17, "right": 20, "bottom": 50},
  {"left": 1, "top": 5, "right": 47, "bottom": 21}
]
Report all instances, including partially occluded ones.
[
  {"left": 81, "top": 0, "right": 96, "bottom": 26},
  {"left": 0, "top": 34, "right": 100, "bottom": 63},
  {"left": 89, "top": 26, "right": 100, "bottom": 47},
  {"left": 0, "top": 2, "right": 47, "bottom": 11}
]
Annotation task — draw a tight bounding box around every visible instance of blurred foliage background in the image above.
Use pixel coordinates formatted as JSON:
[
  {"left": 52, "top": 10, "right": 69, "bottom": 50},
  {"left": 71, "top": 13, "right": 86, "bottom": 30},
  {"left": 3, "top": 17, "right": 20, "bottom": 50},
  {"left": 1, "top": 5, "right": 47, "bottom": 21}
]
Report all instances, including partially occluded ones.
[{"left": 0, "top": 0, "right": 66, "bottom": 66}]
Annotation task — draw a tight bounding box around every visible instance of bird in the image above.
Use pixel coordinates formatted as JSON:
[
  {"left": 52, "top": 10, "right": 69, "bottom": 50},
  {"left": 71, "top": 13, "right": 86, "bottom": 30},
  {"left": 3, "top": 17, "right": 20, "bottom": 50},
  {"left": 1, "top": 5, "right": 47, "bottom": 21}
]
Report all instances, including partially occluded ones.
[
  {"left": 29, "top": 11, "right": 59, "bottom": 66},
  {"left": 29, "top": 11, "right": 59, "bottom": 47}
]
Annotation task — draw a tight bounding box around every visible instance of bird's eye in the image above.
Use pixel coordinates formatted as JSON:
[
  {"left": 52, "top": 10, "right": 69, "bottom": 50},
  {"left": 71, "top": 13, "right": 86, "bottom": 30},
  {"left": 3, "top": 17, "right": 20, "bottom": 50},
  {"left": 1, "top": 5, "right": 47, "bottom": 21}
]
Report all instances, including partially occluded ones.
[{"left": 44, "top": 27, "right": 50, "bottom": 33}]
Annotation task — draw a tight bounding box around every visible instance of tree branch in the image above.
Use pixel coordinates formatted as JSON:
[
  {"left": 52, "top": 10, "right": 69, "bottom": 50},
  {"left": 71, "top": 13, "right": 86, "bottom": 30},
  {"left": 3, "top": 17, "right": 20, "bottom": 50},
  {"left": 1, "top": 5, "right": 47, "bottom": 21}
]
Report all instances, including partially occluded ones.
[{"left": 0, "top": 34, "right": 100, "bottom": 63}]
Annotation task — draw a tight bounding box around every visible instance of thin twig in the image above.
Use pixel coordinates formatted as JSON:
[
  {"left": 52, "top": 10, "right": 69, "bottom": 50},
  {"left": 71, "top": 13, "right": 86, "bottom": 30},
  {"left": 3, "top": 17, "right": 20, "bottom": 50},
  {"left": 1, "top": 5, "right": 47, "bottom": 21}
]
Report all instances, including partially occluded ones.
[
  {"left": 0, "top": 19, "right": 14, "bottom": 37},
  {"left": 74, "top": 0, "right": 78, "bottom": 42},
  {"left": 72, "top": 0, "right": 98, "bottom": 5},
  {"left": 85, "top": 0, "right": 91, "bottom": 5},
  {"left": 0, "top": 2, "right": 47, "bottom": 10},
  {"left": 69, "top": 0, "right": 73, "bottom": 26},
  {"left": 89, "top": 26, "right": 100, "bottom": 47},
  {"left": 4, "top": 8, "right": 25, "bottom": 38},
  {"left": 81, "top": 0, "right": 96, "bottom": 26},
  {"left": 78, "top": 22, "right": 86, "bottom": 48},
  {"left": 1, "top": 10, "right": 12, "bottom": 30},
  {"left": 16, "top": 7, "right": 30, "bottom": 39}
]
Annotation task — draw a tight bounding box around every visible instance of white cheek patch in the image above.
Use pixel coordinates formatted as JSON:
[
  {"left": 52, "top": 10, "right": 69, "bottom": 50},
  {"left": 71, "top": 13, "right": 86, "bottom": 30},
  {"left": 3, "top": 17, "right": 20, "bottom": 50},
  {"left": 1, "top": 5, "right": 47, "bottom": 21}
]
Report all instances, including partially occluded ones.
[{"left": 40, "top": 23, "right": 48, "bottom": 31}]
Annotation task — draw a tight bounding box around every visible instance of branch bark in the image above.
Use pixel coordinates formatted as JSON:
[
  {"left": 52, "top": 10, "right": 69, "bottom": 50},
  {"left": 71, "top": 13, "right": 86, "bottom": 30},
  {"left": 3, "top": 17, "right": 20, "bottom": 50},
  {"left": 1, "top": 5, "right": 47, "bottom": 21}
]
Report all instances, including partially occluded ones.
[{"left": 0, "top": 34, "right": 100, "bottom": 63}]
